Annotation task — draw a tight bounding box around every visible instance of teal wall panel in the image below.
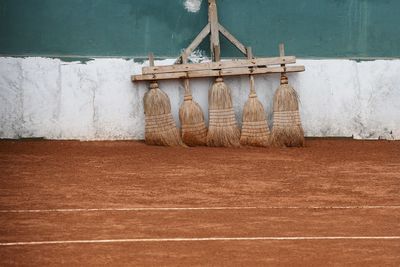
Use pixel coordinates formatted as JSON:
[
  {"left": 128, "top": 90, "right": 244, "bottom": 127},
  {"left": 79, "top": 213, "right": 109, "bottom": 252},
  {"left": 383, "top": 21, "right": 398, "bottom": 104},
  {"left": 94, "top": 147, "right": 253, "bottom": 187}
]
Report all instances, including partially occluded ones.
[{"left": 0, "top": 0, "right": 399, "bottom": 58}]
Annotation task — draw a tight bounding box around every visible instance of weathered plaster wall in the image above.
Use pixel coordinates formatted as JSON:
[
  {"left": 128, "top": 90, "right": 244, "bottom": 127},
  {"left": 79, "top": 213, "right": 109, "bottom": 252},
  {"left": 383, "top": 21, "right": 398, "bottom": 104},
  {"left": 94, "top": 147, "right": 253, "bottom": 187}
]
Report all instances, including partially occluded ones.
[{"left": 0, "top": 57, "right": 399, "bottom": 140}]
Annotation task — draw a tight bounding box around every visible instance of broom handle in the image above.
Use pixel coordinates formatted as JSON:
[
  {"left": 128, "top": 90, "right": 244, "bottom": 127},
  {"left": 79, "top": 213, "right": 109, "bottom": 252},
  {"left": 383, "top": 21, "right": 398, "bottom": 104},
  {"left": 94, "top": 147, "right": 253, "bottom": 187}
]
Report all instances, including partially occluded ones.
[
  {"left": 183, "top": 79, "right": 192, "bottom": 100},
  {"left": 249, "top": 74, "right": 256, "bottom": 96},
  {"left": 247, "top": 47, "right": 256, "bottom": 96},
  {"left": 182, "top": 54, "right": 193, "bottom": 100},
  {"left": 279, "top": 44, "right": 288, "bottom": 84}
]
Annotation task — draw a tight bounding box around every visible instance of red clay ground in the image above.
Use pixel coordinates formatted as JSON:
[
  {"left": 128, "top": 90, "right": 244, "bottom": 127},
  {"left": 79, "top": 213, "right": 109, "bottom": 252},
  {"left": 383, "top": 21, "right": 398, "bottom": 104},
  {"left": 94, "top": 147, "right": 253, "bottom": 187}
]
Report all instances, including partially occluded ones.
[{"left": 0, "top": 139, "right": 399, "bottom": 266}]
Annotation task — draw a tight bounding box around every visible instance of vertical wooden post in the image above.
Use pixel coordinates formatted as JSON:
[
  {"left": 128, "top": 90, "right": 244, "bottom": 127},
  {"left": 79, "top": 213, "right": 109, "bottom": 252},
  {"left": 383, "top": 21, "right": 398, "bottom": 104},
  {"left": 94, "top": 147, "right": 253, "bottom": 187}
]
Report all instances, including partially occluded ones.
[
  {"left": 246, "top": 47, "right": 253, "bottom": 59},
  {"left": 148, "top": 53, "right": 158, "bottom": 87},
  {"left": 279, "top": 43, "right": 285, "bottom": 59},
  {"left": 279, "top": 43, "right": 288, "bottom": 84},
  {"left": 148, "top": 53, "right": 155, "bottom": 67},
  {"left": 208, "top": 0, "right": 221, "bottom": 62}
]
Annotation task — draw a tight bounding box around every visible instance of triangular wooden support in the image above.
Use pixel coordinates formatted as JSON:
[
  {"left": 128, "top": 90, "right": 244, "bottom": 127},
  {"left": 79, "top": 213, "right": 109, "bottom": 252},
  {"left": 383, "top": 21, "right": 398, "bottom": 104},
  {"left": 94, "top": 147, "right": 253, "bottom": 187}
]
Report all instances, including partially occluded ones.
[
  {"left": 177, "top": 0, "right": 247, "bottom": 63},
  {"left": 132, "top": 0, "right": 305, "bottom": 83}
]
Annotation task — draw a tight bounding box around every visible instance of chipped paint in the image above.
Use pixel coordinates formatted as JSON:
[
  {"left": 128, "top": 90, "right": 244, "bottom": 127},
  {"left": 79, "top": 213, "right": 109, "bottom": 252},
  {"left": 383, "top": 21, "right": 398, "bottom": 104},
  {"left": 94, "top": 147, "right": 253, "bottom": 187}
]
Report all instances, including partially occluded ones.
[{"left": 184, "top": 0, "right": 202, "bottom": 13}]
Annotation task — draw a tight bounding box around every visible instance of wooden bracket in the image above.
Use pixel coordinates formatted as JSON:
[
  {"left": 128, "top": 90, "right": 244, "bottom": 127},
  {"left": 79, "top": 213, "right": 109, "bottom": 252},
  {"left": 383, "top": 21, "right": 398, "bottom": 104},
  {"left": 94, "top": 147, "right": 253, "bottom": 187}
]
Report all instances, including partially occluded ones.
[
  {"left": 143, "top": 56, "right": 295, "bottom": 75},
  {"left": 180, "top": 23, "right": 211, "bottom": 63},
  {"left": 133, "top": 46, "right": 305, "bottom": 82},
  {"left": 176, "top": 0, "right": 248, "bottom": 63},
  {"left": 132, "top": 1, "right": 305, "bottom": 84},
  {"left": 133, "top": 65, "right": 304, "bottom": 82},
  {"left": 220, "top": 24, "right": 247, "bottom": 56}
]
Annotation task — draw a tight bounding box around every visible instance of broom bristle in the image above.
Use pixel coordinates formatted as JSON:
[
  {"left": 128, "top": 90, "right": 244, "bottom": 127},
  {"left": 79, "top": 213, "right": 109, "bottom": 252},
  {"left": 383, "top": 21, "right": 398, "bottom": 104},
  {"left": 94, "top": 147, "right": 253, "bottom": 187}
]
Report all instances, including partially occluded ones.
[
  {"left": 271, "top": 81, "right": 305, "bottom": 147},
  {"left": 207, "top": 78, "right": 240, "bottom": 147},
  {"left": 240, "top": 94, "right": 270, "bottom": 147},
  {"left": 179, "top": 97, "right": 207, "bottom": 146},
  {"left": 144, "top": 82, "right": 184, "bottom": 146}
]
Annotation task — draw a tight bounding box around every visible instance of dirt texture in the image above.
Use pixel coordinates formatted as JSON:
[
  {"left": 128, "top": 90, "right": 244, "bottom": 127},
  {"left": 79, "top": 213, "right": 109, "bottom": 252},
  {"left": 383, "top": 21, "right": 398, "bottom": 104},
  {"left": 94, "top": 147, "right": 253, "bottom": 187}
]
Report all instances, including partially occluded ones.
[{"left": 0, "top": 139, "right": 399, "bottom": 266}]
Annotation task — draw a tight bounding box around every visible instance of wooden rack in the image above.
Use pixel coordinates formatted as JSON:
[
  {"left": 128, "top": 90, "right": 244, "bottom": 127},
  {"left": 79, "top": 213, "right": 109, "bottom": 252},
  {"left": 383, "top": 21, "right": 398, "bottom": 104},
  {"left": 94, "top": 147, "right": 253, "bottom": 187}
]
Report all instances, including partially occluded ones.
[{"left": 132, "top": 0, "right": 304, "bottom": 83}]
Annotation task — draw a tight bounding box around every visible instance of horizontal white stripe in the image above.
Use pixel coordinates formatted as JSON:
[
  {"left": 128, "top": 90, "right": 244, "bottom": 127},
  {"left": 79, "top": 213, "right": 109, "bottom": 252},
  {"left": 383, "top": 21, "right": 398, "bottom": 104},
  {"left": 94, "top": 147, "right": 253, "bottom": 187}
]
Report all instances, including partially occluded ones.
[
  {"left": 0, "top": 206, "right": 399, "bottom": 213},
  {"left": 0, "top": 207, "right": 258, "bottom": 213},
  {"left": 1, "top": 236, "right": 399, "bottom": 246}
]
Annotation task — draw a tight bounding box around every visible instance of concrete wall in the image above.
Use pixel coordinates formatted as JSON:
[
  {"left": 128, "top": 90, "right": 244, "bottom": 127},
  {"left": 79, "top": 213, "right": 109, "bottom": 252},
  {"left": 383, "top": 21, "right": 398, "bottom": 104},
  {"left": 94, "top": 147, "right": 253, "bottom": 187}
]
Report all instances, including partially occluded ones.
[{"left": 1, "top": 57, "right": 399, "bottom": 140}]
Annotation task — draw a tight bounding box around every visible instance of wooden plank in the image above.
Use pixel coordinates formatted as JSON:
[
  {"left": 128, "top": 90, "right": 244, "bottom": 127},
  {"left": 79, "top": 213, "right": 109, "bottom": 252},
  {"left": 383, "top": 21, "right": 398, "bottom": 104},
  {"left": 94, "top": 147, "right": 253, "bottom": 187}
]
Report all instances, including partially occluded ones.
[
  {"left": 148, "top": 53, "right": 155, "bottom": 67},
  {"left": 133, "top": 65, "right": 305, "bottom": 82},
  {"left": 143, "top": 56, "right": 296, "bottom": 75},
  {"left": 219, "top": 24, "right": 247, "bottom": 56},
  {"left": 208, "top": 0, "right": 220, "bottom": 61},
  {"left": 279, "top": 43, "right": 285, "bottom": 57},
  {"left": 246, "top": 47, "right": 253, "bottom": 59}
]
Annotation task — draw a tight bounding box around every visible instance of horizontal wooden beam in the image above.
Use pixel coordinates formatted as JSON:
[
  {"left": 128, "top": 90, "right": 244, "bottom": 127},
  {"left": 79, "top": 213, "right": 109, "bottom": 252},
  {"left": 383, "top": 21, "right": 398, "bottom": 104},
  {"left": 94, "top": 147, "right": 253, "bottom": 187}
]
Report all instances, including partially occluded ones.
[
  {"left": 132, "top": 65, "right": 305, "bottom": 82},
  {"left": 142, "top": 56, "right": 296, "bottom": 75}
]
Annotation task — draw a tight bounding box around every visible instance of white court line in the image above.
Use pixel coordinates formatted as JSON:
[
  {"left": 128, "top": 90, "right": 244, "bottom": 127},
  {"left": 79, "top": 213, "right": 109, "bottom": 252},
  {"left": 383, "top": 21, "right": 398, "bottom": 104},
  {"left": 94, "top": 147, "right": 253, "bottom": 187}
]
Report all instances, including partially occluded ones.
[
  {"left": 0, "top": 206, "right": 399, "bottom": 213},
  {"left": 0, "top": 207, "right": 258, "bottom": 213},
  {"left": 1, "top": 236, "right": 400, "bottom": 246}
]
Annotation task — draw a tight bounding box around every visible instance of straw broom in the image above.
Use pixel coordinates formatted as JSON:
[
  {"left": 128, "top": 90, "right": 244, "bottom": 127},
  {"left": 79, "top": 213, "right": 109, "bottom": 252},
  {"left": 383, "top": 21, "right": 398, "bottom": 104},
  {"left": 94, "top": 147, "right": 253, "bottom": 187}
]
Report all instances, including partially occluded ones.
[
  {"left": 271, "top": 44, "right": 304, "bottom": 147},
  {"left": 240, "top": 48, "right": 270, "bottom": 147},
  {"left": 271, "top": 73, "right": 304, "bottom": 147},
  {"left": 240, "top": 74, "right": 271, "bottom": 147},
  {"left": 144, "top": 81, "right": 184, "bottom": 146},
  {"left": 179, "top": 67, "right": 207, "bottom": 146},
  {"left": 143, "top": 54, "right": 184, "bottom": 146},
  {"left": 207, "top": 77, "right": 241, "bottom": 147}
]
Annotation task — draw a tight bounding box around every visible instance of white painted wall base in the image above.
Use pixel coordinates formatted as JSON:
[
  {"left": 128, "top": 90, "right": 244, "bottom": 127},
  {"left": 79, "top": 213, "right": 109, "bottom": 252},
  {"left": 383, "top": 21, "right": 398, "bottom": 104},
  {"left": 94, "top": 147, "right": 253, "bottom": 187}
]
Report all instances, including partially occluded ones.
[{"left": 0, "top": 57, "right": 399, "bottom": 140}]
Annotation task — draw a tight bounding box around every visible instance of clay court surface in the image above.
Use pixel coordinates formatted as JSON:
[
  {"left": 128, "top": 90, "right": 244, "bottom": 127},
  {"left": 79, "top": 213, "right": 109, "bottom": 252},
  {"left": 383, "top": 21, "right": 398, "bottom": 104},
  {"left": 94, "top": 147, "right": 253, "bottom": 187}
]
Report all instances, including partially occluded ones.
[{"left": 0, "top": 139, "right": 399, "bottom": 265}]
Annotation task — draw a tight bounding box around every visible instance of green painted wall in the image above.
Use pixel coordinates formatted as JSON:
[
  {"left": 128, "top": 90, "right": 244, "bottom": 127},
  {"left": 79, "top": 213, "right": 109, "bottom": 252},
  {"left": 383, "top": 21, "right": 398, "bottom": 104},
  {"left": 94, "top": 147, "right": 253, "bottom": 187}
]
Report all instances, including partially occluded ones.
[{"left": 0, "top": 0, "right": 399, "bottom": 58}]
